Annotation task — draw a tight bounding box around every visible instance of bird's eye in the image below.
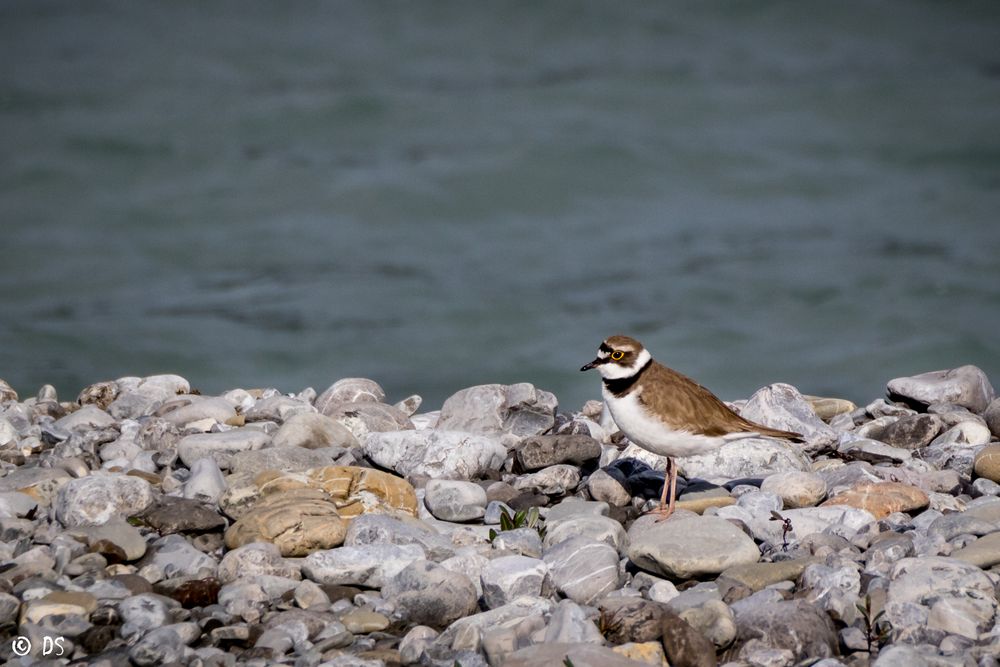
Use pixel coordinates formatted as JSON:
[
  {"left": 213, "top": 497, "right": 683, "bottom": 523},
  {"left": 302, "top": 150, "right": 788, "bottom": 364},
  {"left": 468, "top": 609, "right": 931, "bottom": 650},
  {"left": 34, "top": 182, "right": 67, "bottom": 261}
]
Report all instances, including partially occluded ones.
[{"left": 611, "top": 351, "right": 624, "bottom": 361}]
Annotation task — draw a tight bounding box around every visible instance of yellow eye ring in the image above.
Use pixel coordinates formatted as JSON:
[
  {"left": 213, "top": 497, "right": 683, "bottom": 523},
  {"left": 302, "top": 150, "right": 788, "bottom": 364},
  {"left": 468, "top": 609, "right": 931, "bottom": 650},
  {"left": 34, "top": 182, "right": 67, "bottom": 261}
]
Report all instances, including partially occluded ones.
[{"left": 611, "top": 351, "right": 624, "bottom": 361}]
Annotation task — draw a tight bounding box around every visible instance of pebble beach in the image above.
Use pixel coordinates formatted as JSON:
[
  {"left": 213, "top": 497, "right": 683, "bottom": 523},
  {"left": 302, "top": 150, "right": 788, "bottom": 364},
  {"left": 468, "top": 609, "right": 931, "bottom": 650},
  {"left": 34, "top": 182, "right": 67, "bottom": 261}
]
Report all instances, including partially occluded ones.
[{"left": 1, "top": 366, "right": 999, "bottom": 667}]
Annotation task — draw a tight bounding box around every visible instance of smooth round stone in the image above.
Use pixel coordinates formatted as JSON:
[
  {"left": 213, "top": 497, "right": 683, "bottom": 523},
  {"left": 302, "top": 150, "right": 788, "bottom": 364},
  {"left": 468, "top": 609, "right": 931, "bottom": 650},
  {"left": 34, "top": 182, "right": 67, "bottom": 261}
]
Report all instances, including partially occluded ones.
[
  {"left": 512, "top": 464, "right": 581, "bottom": 496},
  {"left": 677, "top": 599, "right": 737, "bottom": 649},
  {"left": 803, "top": 396, "right": 857, "bottom": 420},
  {"left": 346, "top": 513, "right": 454, "bottom": 561},
  {"left": 515, "top": 434, "right": 601, "bottom": 470},
  {"left": 315, "top": 378, "right": 386, "bottom": 409},
  {"left": 340, "top": 609, "right": 391, "bottom": 634},
  {"left": 821, "top": 481, "right": 929, "bottom": 519},
  {"left": 271, "top": 412, "right": 360, "bottom": 450},
  {"left": 678, "top": 437, "right": 811, "bottom": 482},
  {"left": 480, "top": 555, "right": 550, "bottom": 609},
  {"left": 542, "top": 536, "right": 620, "bottom": 605},
  {"left": 950, "top": 532, "right": 1000, "bottom": 569},
  {"left": 973, "top": 444, "right": 1000, "bottom": 483},
  {"left": 628, "top": 513, "right": 759, "bottom": 579},
  {"left": 382, "top": 559, "right": 478, "bottom": 629},
  {"left": 363, "top": 430, "right": 506, "bottom": 480},
  {"left": 887, "top": 365, "right": 995, "bottom": 413},
  {"left": 55, "top": 473, "right": 154, "bottom": 528},
  {"left": 736, "top": 490, "right": 782, "bottom": 514},
  {"left": 54, "top": 404, "right": 117, "bottom": 432},
  {"left": 183, "top": 457, "right": 227, "bottom": 503},
  {"left": 544, "top": 497, "right": 610, "bottom": 522},
  {"left": 436, "top": 382, "right": 557, "bottom": 437},
  {"left": 218, "top": 542, "right": 301, "bottom": 584},
  {"left": 21, "top": 591, "right": 98, "bottom": 624},
  {"left": 544, "top": 515, "right": 628, "bottom": 555},
  {"left": 228, "top": 446, "right": 341, "bottom": 475},
  {"left": 158, "top": 397, "right": 237, "bottom": 429},
  {"left": 484, "top": 500, "right": 515, "bottom": 525},
  {"left": 301, "top": 543, "right": 425, "bottom": 588},
  {"left": 322, "top": 401, "right": 414, "bottom": 439},
  {"left": 930, "top": 421, "right": 991, "bottom": 447},
  {"left": 587, "top": 468, "right": 631, "bottom": 507},
  {"left": 243, "top": 394, "right": 313, "bottom": 422},
  {"left": 68, "top": 516, "right": 147, "bottom": 561},
  {"left": 139, "top": 534, "right": 218, "bottom": 579},
  {"left": 424, "top": 479, "right": 488, "bottom": 522},
  {"left": 760, "top": 471, "right": 828, "bottom": 509},
  {"left": 985, "top": 398, "right": 1000, "bottom": 437},
  {"left": 886, "top": 556, "right": 998, "bottom": 642},
  {"left": 674, "top": 488, "right": 736, "bottom": 514},
  {"left": 971, "top": 477, "right": 1000, "bottom": 497},
  {"left": 177, "top": 428, "right": 271, "bottom": 469}
]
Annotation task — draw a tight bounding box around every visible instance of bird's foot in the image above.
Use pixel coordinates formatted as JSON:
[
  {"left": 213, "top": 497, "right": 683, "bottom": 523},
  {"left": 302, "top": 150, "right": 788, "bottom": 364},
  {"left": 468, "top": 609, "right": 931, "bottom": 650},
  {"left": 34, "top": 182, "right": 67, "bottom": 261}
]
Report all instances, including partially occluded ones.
[{"left": 645, "top": 505, "right": 675, "bottom": 522}]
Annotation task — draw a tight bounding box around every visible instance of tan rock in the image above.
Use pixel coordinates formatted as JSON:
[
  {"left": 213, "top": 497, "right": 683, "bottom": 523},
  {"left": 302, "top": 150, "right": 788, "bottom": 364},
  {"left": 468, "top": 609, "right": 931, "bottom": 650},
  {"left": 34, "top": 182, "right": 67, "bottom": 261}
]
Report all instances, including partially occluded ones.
[
  {"left": 224, "top": 466, "right": 417, "bottom": 556},
  {"left": 821, "top": 481, "right": 929, "bottom": 519},
  {"left": 612, "top": 641, "right": 668, "bottom": 666},
  {"left": 21, "top": 591, "right": 98, "bottom": 624},
  {"left": 341, "top": 609, "right": 390, "bottom": 633},
  {"left": 761, "top": 471, "right": 828, "bottom": 508},
  {"left": 951, "top": 532, "right": 1000, "bottom": 569},
  {"left": 973, "top": 444, "right": 1000, "bottom": 483},
  {"left": 674, "top": 495, "right": 736, "bottom": 514},
  {"left": 716, "top": 559, "right": 818, "bottom": 595},
  {"left": 804, "top": 396, "right": 858, "bottom": 421},
  {"left": 224, "top": 488, "right": 349, "bottom": 556},
  {"left": 258, "top": 465, "right": 418, "bottom": 518}
]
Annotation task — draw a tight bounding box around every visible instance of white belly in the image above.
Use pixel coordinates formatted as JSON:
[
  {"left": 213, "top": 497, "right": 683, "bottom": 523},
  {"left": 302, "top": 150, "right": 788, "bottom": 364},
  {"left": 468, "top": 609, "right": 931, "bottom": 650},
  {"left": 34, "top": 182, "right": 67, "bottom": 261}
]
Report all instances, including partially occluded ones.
[{"left": 603, "top": 388, "right": 728, "bottom": 458}]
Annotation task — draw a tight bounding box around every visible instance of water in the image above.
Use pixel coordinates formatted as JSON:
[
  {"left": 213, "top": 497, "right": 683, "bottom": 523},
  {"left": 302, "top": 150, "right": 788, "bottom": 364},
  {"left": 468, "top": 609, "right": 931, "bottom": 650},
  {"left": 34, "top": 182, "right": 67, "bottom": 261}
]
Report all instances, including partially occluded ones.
[{"left": 2, "top": 1, "right": 999, "bottom": 413}]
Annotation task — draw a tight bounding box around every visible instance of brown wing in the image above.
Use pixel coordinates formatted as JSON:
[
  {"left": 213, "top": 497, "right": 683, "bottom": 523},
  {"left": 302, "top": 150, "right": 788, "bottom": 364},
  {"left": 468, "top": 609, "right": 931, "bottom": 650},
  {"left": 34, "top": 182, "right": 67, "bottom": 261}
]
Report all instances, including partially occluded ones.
[{"left": 638, "top": 363, "right": 803, "bottom": 441}]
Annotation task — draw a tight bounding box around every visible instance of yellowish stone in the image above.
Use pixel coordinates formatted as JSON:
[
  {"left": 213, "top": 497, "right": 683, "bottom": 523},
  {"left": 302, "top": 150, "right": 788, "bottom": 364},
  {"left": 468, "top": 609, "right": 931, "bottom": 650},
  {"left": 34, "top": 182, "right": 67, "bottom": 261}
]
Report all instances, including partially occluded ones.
[
  {"left": 821, "top": 481, "right": 929, "bottom": 519},
  {"left": 612, "top": 641, "right": 669, "bottom": 666}
]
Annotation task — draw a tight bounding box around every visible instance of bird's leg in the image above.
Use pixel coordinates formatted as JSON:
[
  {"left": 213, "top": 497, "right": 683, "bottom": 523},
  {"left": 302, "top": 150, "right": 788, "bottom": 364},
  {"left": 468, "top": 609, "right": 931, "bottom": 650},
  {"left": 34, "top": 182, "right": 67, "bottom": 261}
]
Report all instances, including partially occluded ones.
[
  {"left": 665, "top": 458, "right": 678, "bottom": 517},
  {"left": 650, "top": 457, "right": 677, "bottom": 521}
]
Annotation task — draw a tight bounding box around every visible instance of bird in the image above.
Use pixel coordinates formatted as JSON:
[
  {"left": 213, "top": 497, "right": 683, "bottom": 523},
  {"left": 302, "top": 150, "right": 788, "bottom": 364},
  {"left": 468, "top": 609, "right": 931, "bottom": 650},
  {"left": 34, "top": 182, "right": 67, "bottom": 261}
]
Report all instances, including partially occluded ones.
[{"left": 581, "top": 334, "right": 802, "bottom": 520}]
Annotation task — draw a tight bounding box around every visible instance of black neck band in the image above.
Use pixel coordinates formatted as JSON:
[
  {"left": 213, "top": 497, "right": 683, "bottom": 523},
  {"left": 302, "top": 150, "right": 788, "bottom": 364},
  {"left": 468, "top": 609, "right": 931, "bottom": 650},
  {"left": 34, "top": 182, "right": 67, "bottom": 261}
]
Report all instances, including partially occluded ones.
[{"left": 602, "top": 358, "right": 652, "bottom": 397}]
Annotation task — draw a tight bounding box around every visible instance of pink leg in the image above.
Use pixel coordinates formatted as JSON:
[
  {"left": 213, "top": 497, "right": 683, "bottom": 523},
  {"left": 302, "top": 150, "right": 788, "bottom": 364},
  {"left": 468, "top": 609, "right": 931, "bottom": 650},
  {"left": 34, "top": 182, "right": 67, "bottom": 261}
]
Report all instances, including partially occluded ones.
[{"left": 650, "top": 458, "right": 677, "bottom": 521}]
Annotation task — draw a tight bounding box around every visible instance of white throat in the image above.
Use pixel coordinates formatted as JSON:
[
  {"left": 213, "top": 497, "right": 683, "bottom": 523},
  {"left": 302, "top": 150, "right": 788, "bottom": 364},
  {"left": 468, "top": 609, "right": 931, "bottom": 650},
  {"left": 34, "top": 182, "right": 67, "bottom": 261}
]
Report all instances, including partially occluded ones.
[{"left": 598, "top": 348, "right": 651, "bottom": 380}]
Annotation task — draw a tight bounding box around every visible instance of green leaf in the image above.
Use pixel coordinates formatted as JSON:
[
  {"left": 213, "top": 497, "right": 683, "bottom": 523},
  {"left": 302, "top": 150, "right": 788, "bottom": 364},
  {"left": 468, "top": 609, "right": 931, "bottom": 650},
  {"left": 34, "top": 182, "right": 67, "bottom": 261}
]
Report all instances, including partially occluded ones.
[
  {"left": 514, "top": 510, "right": 527, "bottom": 526},
  {"left": 488, "top": 529, "right": 498, "bottom": 542},
  {"left": 500, "top": 514, "right": 514, "bottom": 531}
]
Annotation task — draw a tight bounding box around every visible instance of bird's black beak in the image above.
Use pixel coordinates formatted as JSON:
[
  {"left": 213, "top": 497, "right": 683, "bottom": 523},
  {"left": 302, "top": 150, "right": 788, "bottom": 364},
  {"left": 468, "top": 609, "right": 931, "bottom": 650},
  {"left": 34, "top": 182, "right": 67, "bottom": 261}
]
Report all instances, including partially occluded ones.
[{"left": 580, "top": 358, "right": 602, "bottom": 372}]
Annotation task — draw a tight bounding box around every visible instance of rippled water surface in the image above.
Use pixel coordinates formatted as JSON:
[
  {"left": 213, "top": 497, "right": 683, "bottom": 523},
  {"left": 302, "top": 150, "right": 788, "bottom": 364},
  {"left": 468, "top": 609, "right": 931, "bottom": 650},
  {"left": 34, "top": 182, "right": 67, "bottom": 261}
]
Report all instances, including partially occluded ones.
[{"left": 3, "top": 1, "right": 999, "bottom": 411}]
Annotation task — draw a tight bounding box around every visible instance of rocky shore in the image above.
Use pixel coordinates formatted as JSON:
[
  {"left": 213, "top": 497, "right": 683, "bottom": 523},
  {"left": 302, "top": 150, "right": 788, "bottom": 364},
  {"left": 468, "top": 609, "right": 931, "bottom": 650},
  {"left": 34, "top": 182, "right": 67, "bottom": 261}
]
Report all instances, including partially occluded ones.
[{"left": 1, "top": 365, "right": 999, "bottom": 667}]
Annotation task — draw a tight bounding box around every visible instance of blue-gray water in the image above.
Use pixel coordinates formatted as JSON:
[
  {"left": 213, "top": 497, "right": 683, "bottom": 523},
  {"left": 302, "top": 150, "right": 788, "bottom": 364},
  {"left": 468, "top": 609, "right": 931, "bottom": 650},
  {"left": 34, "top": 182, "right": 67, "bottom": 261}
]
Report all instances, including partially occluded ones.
[{"left": 3, "top": 1, "right": 999, "bottom": 413}]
